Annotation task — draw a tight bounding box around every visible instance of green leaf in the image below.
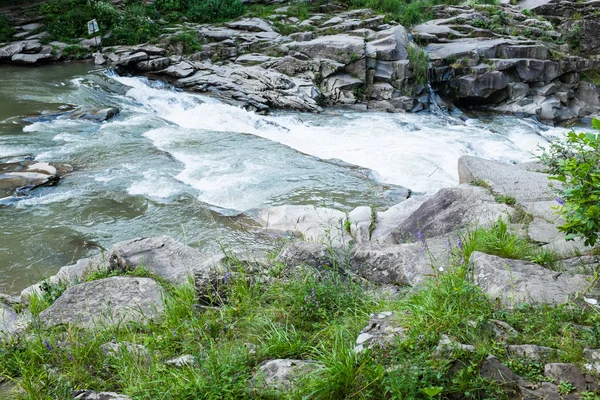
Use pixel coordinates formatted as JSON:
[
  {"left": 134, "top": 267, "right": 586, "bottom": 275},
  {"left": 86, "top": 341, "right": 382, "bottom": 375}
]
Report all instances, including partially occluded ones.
[{"left": 592, "top": 118, "right": 600, "bottom": 131}]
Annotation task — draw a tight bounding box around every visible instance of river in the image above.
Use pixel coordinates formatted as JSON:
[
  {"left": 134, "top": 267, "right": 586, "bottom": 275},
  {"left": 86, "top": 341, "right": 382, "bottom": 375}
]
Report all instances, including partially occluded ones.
[{"left": 0, "top": 62, "right": 566, "bottom": 294}]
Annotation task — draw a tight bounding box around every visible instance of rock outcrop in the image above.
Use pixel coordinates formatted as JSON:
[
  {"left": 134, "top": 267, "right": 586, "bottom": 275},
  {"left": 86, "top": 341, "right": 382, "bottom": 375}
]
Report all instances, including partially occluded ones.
[{"left": 0, "top": 157, "right": 73, "bottom": 199}]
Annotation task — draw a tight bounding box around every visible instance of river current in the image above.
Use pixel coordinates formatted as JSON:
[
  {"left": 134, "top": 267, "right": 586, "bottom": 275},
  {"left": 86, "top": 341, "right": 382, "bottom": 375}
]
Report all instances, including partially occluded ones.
[{"left": 0, "top": 62, "right": 567, "bottom": 294}]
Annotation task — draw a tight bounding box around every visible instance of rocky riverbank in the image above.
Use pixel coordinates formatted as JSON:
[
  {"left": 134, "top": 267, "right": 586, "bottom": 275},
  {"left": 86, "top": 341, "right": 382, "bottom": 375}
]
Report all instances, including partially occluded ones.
[
  {"left": 1, "top": 0, "right": 600, "bottom": 122},
  {"left": 1, "top": 155, "right": 599, "bottom": 398}
]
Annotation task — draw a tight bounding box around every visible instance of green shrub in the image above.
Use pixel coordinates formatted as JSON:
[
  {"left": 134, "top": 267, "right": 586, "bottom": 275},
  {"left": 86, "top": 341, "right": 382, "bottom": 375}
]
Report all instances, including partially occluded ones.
[
  {"left": 165, "top": 31, "right": 201, "bottom": 54},
  {"left": 105, "top": 4, "right": 160, "bottom": 46},
  {"left": 187, "top": 0, "right": 244, "bottom": 23},
  {"left": 408, "top": 45, "right": 429, "bottom": 85},
  {"left": 0, "top": 12, "right": 12, "bottom": 42},
  {"left": 41, "top": 0, "right": 118, "bottom": 41},
  {"left": 540, "top": 119, "right": 600, "bottom": 246},
  {"left": 61, "top": 44, "right": 89, "bottom": 59}
]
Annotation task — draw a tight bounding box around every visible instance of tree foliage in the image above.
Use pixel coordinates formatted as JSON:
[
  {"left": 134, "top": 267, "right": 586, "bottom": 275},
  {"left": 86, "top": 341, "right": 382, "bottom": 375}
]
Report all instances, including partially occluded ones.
[{"left": 540, "top": 119, "right": 600, "bottom": 246}]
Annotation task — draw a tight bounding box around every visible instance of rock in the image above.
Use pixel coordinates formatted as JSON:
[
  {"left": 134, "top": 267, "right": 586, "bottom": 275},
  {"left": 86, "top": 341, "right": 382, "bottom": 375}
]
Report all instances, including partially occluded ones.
[
  {"left": 576, "top": 82, "right": 600, "bottom": 108},
  {"left": 544, "top": 363, "right": 588, "bottom": 392},
  {"left": 80, "top": 37, "right": 101, "bottom": 48},
  {"left": 0, "top": 159, "right": 73, "bottom": 198},
  {"left": 227, "top": 18, "right": 274, "bottom": 33},
  {"left": 487, "top": 319, "right": 518, "bottom": 342},
  {"left": 369, "top": 196, "right": 430, "bottom": 244},
  {"left": 160, "top": 61, "right": 196, "bottom": 78},
  {"left": 72, "top": 391, "right": 131, "bottom": 400},
  {"left": 519, "top": 382, "right": 562, "bottom": 400},
  {"left": 507, "top": 344, "right": 555, "bottom": 361},
  {"left": 20, "top": 23, "right": 43, "bottom": 31},
  {"left": 100, "top": 341, "right": 152, "bottom": 366},
  {"left": 366, "top": 26, "right": 409, "bottom": 61},
  {"left": 470, "top": 252, "right": 594, "bottom": 307},
  {"left": 165, "top": 354, "right": 196, "bottom": 367},
  {"left": 434, "top": 335, "right": 476, "bottom": 355},
  {"left": 254, "top": 359, "right": 316, "bottom": 392},
  {"left": 39, "top": 277, "right": 164, "bottom": 329},
  {"left": 583, "top": 348, "right": 600, "bottom": 375},
  {"left": 287, "top": 34, "right": 364, "bottom": 65},
  {"left": 94, "top": 53, "right": 106, "bottom": 65},
  {"left": 276, "top": 242, "right": 338, "bottom": 269},
  {"left": 393, "top": 185, "right": 513, "bottom": 240},
  {"left": 136, "top": 57, "right": 170, "bottom": 72},
  {"left": 354, "top": 311, "right": 407, "bottom": 353},
  {"left": 480, "top": 355, "right": 529, "bottom": 391},
  {"left": 458, "top": 156, "right": 556, "bottom": 203},
  {"left": 11, "top": 52, "right": 53, "bottom": 64},
  {"left": 0, "top": 303, "right": 18, "bottom": 339},
  {"left": 68, "top": 107, "right": 120, "bottom": 122},
  {"left": 527, "top": 217, "right": 562, "bottom": 244},
  {"left": 117, "top": 52, "right": 148, "bottom": 66},
  {"left": 452, "top": 71, "right": 508, "bottom": 101},
  {"left": 0, "top": 42, "right": 26, "bottom": 59},
  {"left": 251, "top": 205, "right": 348, "bottom": 244},
  {"left": 321, "top": 73, "right": 362, "bottom": 104},
  {"left": 108, "top": 236, "right": 204, "bottom": 284}
]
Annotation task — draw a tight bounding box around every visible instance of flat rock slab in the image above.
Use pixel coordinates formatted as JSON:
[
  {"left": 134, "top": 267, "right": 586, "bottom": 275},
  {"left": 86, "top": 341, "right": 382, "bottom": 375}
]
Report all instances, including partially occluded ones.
[
  {"left": 458, "top": 155, "right": 557, "bottom": 203},
  {"left": 109, "top": 236, "right": 204, "bottom": 284},
  {"left": 251, "top": 205, "right": 348, "bottom": 244},
  {"left": 0, "top": 160, "right": 73, "bottom": 198},
  {"left": 40, "top": 277, "right": 164, "bottom": 329},
  {"left": 470, "top": 251, "right": 594, "bottom": 307}
]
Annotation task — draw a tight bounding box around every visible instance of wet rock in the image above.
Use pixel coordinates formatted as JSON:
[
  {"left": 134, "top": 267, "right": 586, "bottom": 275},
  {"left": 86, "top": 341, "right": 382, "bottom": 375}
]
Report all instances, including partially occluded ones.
[
  {"left": 354, "top": 311, "right": 406, "bottom": 353},
  {"left": 253, "top": 359, "right": 317, "bottom": 392},
  {"left": 0, "top": 160, "right": 73, "bottom": 198},
  {"left": 72, "top": 391, "right": 131, "bottom": 400},
  {"left": 39, "top": 277, "right": 164, "bottom": 329},
  {"left": 108, "top": 236, "right": 204, "bottom": 284},
  {"left": 470, "top": 252, "right": 594, "bottom": 307},
  {"left": 507, "top": 344, "right": 555, "bottom": 361},
  {"left": 68, "top": 107, "right": 120, "bottom": 122}
]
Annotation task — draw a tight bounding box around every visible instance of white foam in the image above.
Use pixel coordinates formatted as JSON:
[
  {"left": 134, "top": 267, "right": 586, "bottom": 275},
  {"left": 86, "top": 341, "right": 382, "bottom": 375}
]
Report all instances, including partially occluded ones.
[
  {"left": 128, "top": 171, "right": 179, "bottom": 199},
  {"left": 14, "top": 191, "right": 74, "bottom": 208},
  {"left": 113, "top": 75, "right": 568, "bottom": 194}
]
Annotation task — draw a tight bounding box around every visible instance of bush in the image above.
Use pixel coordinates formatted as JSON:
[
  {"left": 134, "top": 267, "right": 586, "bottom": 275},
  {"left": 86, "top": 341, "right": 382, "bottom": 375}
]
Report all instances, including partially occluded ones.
[
  {"left": 41, "top": 0, "right": 118, "bottom": 41},
  {"left": 187, "top": 0, "right": 244, "bottom": 23},
  {"left": 105, "top": 4, "right": 160, "bottom": 46},
  {"left": 540, "top": 119, "right": 600, "bottom": 246},
  {"left": 408, "top": 44, "right": 428, "bottom": 85},
  {"left": 0, "top": 12, "right": 12, "bottom": 42}
]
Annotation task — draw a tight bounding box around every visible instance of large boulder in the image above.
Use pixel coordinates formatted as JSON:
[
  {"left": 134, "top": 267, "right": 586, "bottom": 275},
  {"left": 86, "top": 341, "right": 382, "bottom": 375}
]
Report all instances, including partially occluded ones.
[
  {"left": 39, "top": 277, "right": 164, "bottom": 329},
  {"left": 0, "top": 303, "right": 18, "bottom": 339},
  {"left": 457, "top": 156, "right": 556, "bottom": 203},
  {"left": 391, "top": 185, "right": 513, "bottom": 241},
  {"left": 108, "top": 236, "right": 204, "bottom": 284},
  {"left": 366, "top": 26, "right": 409, "bottom": 61},
  {"left": 369, "top": 196, "right": 430, "bottom": 244},
  {"left": 470, "top": 252, "right": 595, "bottom": 306},
  {"left": 286, "top": 34, "right": 365, "bottom": 65}
]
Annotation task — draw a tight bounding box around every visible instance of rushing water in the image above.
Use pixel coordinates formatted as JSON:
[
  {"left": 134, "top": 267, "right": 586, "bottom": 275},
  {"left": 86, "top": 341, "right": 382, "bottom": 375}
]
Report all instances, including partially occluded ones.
[{"left": 0, "top": 62, "right": 567, "bottom": 294}]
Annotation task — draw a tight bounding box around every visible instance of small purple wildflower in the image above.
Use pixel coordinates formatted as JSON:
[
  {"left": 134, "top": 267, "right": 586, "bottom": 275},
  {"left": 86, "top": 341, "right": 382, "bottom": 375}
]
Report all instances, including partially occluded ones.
[
  {"left": 43, "top": 340, "right": 52, "bottom": 352},
  {"left": 311, "top": 287, "right": 319, "bottom": 309},
  {"left": 223, "top": 266, "right": 230, "bottom": 284},
  {"left": 555, "top": 196, "right": 566, "bottom": 206},
  {"left": 417, "top": 229, "right": 426, "bottom": 251},
  {"left": 68, "top": 354, "right": 74, "bottom": 362},
  {"left": 456, "top": 237, "right": 463, "bottom": 251}
]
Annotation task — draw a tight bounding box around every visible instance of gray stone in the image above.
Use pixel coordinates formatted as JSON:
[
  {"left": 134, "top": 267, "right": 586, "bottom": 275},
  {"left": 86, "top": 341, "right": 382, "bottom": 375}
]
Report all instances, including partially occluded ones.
[
  {"left": 583, "top": 348, "right": 600, "bottom": 375},
  {"left": 276, "top": 242, "right": 339, "bottom": 269},
  {"left": 80, "top": 37, "right": 101, "bottom": 48},
  {"left": 354, "top": 311, "right": 406, "bottom": 353},
  {"left": 117, "top": 52, "right": 148, "bottom": 66},
  {"left": 434, "top": 335, "right": 476, "bottom": 355},
  {"left": 470, "top": 252, "right": 594, "bottom": 307},
  {"left": 11, "top": 52, "right": 53, "bottom": 64},
  {"left": 519, "top": 382, "right": 562, "bottom": 400},
  {"left": 458, "top": 156, "right": 557, "bottom": 203},
  {"left": 487, "top": 319, "right": 518, "bottom": 341},
  {"left": 39, "top": 277, "right": 164, "bottom": 329},
  {"left": 453, "top": 71, "right": 508, "bottom": 100},
  {"left": 227, "top": 18, "right": 274, "bottom": 33},
  {"left": 507, "top": 344, "right": 555, "bottom": 361},
  {"left": 576, "top": 81, "right": 600, "bottom": 108},
  {"left": 370, "top": 196, "right": 429, "bottom": 244},
  {"left": 165, "top": 354, "right": 196, "bottom": 367},
  {"left": 161, "top": 61, "right": 195, "bottom": 78},
  {"left": 251, "top": 205, "right": 348, "bottom": 244},
  {"left": 366, "top": 26, "right": 409, "bottom": 61},
  {"left": 20, "top": 23, "right": 43, "bottom": 31},
  {"left": 0, "top": 160, "right": 73, "bottom": 198},
  {"left": 108, "top": 236, "right": 204, "bottom": 284},
  {"left": 72, "top": 391, "right": 131, "bottom": 400},
  {"left": 254, "top": 359, "right": 317, "bottom": 391},
  {"left": 287, "top": 34, "right": 364, "bottom": 65},
  {"left": 135, "top": 57, "right": 170, "bottom": 72},
  {"left": 508, "top": 82, "right": 529, "bottom": 99},
  {"left": 480, "top": 355, "right": 529, "bottom": 390},
  {"left": 0, "top": 303, "right": 18, "bottom": 339},
  {"left": 69, "top": 107, "right": 120, "bottom": 122},
  {"left": 544, "top": 363, "right": 588, "bottom": 392},
  {"left": 527, "top": 217, "right": 562, "bottom": 244},
  {"left": 394, "top": 185, "right": 513, "bottom": 240},
  {"left": 0, "top": 42, "right": 25, "bottom": 59},
  {"left": 94, "top": 53, "right": 106, "bottom": 65}
]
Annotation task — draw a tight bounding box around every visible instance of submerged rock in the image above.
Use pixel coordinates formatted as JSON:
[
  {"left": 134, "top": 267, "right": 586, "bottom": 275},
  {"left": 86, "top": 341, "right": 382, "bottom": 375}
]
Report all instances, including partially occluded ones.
[
  {"left": 22, "top": 107, "right": 120, "bottom": 124},
  {"left": 0, "top": 159, "right": 73, "bottom": 198}
]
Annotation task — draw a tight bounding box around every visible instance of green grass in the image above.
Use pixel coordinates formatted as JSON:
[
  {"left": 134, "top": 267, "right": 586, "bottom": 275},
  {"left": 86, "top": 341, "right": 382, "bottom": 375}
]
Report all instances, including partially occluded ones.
[{"left": 2, "top": 226, "right": 600, "bottom": 398}]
